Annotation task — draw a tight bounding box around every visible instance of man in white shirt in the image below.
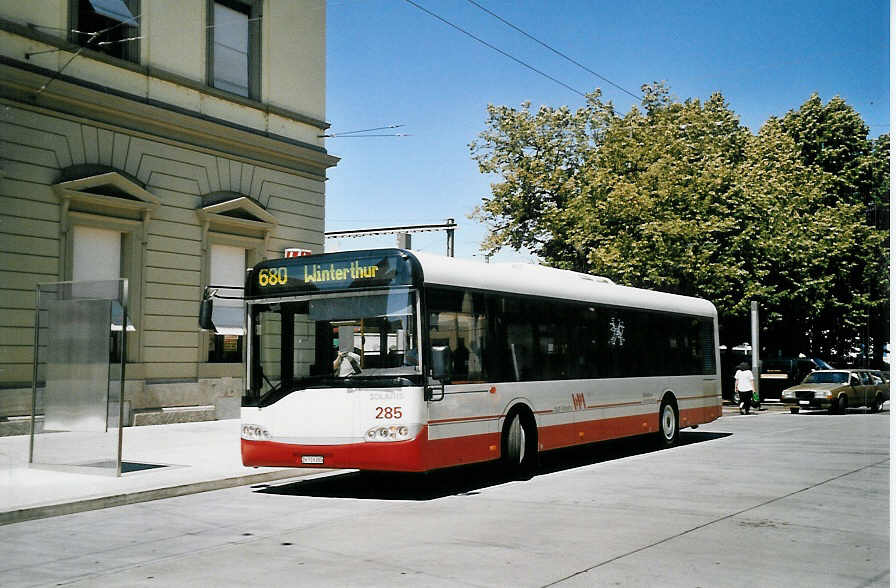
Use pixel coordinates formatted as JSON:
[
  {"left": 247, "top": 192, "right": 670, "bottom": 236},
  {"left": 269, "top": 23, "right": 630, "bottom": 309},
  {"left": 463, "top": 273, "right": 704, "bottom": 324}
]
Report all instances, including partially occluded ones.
[{"left": 734, "top": 362, "right": 755, "bottom": 415}]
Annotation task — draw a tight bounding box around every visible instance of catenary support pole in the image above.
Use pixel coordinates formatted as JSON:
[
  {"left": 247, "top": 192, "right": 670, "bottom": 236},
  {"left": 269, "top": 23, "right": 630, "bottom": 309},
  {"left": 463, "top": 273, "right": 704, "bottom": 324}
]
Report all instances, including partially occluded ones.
[
  {"left": 751, "top": 301, "right": 760, "bottom": 399},
  {"left": 446, "top": 218, "right": 455, "bottom": 257}
]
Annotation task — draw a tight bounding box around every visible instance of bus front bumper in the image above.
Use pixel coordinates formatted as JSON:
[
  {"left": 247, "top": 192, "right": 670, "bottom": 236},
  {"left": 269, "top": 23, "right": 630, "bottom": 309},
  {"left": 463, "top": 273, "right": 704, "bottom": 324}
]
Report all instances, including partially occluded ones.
[{"left": 241, "top": 426, "right": 429, "bottom": 472}]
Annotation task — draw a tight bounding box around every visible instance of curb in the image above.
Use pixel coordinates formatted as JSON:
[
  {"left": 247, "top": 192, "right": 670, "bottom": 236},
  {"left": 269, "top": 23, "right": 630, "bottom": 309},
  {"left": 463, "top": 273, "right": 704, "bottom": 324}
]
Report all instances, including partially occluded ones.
[{"left": 0, "top": 468, "right": 332, "bottom": 527}]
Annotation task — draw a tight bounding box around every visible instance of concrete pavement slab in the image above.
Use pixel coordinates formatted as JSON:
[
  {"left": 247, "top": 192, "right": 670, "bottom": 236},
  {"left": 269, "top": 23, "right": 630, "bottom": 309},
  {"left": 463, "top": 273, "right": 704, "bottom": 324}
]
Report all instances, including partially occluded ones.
[{"left": 0, "top": 419, "right": 326, "bottom": 525}]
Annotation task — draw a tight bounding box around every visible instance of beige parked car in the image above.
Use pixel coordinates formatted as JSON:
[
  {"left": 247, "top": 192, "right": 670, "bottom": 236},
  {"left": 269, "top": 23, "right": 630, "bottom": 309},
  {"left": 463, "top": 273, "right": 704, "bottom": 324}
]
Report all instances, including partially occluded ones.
[{"left": 781, "top": 369, "right": 889, "bottom": 414}]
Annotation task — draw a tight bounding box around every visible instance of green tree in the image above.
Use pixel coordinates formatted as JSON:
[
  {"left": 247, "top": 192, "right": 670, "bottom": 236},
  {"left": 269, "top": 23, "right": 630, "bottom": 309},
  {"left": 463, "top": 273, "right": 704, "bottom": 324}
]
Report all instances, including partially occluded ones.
[
  {"left": 470, "top": 85, "right": 889, "bottom": 365},
  {"left": 778, "top": 94, "right": 890, "bottom": 364}
]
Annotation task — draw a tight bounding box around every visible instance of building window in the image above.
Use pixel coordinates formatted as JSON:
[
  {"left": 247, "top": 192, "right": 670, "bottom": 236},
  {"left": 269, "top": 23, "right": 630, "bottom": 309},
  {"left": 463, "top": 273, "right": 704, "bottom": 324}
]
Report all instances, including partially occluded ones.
[
  {"left": 54, "top": 167, "right": 159, "bottom": 365},
  {"left": 208, "top": 0, "right": 262, "bottom": 99},
  {"left": 71, "top": 0, "right": 140, "bottom": 63},
  {"left": 207, "top": 244, "right": 247, "bottom": 363},
  {"left": 72, "top": 225, "right": 127, "bottom": 362},
  {"left": 196, "top": 193, "right": 275, "bottom": 368},
  {"left": 72, "top": 225, "right": 122, "bottom": 283}
]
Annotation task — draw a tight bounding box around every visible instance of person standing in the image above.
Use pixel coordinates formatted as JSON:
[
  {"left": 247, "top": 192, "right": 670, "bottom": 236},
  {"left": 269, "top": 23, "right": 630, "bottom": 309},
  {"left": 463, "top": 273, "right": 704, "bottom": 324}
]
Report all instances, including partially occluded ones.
[{"left": 734, "top": 362, "right": 755, "bottom": 415}]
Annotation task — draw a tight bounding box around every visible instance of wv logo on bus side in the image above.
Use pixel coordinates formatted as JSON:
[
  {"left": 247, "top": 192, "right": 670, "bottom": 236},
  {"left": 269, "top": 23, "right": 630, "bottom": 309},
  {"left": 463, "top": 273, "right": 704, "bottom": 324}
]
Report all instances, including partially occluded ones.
[{"left": 609, "top": 318, "right": 626, "bottom": 347}]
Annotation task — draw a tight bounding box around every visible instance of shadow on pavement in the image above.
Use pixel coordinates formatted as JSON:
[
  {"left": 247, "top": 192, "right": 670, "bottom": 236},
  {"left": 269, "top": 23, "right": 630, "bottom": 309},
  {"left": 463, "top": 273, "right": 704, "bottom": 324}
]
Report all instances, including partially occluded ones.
[
  {"left": 253, "top": 431, "right": 732, "bottom": 501},
  {"left": 787, "top": 408, "right": 889, "bottom": 416}
]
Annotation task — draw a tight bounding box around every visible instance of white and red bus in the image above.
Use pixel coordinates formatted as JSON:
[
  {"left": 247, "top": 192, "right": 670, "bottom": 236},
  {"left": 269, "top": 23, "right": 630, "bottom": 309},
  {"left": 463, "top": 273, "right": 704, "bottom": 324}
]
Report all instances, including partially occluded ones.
[{"left": 236, "top": 249, "right": 721, "bottom": 475}]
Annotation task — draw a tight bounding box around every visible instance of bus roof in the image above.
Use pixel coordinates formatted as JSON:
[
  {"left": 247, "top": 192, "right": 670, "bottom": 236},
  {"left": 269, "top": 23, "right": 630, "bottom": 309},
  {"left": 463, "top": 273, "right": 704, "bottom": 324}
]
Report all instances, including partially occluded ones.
[
  {"left": 249, "top": 248, "right": 717, "bottom": 318},
  {"left": 409, "top": 250, "right": 717, "bottom": 318}
]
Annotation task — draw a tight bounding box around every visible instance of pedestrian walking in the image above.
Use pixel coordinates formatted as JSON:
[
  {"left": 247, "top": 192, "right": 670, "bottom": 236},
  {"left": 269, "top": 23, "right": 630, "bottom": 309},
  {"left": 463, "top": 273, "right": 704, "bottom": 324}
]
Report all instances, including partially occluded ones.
[{"left": 734, "top": 362, "right": 755, "bottom": 415}]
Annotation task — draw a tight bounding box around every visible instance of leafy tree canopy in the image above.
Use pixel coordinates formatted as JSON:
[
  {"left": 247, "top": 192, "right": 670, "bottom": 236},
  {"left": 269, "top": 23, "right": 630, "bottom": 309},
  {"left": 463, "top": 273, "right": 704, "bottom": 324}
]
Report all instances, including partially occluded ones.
[{"left": 470, "top": 84, "right": 889, "bottom": 365}]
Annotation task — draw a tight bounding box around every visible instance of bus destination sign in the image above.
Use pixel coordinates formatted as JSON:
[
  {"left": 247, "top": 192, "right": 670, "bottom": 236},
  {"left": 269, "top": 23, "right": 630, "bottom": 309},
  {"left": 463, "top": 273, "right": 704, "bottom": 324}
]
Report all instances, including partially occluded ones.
[{"left": 248, "top": 251, "right": 415, "bottom": 297}]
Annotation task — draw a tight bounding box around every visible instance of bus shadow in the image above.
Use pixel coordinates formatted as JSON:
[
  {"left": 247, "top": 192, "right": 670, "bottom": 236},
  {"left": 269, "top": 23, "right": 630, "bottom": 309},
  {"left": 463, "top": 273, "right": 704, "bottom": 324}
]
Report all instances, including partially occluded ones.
[{"left": 253, "top": 431, "right": 731, "bottom": 501}]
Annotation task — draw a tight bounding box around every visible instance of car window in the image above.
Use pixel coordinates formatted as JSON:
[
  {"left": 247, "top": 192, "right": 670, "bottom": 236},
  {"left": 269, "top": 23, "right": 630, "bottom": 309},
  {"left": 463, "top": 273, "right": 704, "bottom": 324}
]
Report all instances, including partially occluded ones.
[
  {"left": 859, "top": 372, "right": 871, "bottom": 385},
  {"left": 870, "top": 373, "right": 882, "bottom": 385},
  {"left": 804, "top": 372, "right": 849, "bottom": 384}
]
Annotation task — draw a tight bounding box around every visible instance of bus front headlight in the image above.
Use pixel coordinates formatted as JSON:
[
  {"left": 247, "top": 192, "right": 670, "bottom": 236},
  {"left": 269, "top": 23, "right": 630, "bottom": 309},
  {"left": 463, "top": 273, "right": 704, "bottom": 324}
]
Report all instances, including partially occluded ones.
[
  {"left": 365, "top": 424, "right": 419, "bottom": 442},
  {"left": 241, "top": 423, "right": 271, "bottom": 441}
]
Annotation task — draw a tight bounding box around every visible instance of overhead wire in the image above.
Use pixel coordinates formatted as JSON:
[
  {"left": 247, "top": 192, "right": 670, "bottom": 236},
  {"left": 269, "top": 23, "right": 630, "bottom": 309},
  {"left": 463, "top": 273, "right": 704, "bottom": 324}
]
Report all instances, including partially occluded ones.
[
  {"left": 464, "top": 0, "right": 640, "bottom": 101},
  {"left": 402, "top": 0, "right": 587, "bottom": 98},
  {"left": 30, "top": 12, "right": 143, "bottom": 95},
  {"left": 26, "top": 13, "right": 261, "bottom": 94},
  {"left": 319, "top": 124, "right": 409, "bottom": 138}
]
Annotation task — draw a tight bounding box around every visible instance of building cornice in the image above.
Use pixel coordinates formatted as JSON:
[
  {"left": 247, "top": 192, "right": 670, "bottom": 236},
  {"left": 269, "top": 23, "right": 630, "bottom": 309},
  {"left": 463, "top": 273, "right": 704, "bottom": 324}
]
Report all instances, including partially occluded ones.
[{"left": 0, "top": 58, "right": 339, "bottom": 179}]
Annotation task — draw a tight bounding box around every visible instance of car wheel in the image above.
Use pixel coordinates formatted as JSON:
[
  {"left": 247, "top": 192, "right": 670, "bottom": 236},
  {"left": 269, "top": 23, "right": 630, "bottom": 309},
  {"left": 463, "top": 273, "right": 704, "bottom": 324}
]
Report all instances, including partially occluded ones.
[
  {"left": 870, "top": 394, "right": 883, "bottom": 414},
  {"left": 830, "top": 394, "right": 847, "bottom": 414},
  {"left": 790, "top": 406, "right": 800, "bottom": 414}
]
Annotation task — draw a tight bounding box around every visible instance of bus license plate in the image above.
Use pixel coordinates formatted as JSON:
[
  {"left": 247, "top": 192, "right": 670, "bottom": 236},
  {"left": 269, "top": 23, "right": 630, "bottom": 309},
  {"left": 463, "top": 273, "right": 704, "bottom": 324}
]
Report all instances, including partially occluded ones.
[{"left": 301, "top": 455, "right": 324, "bottom": 464}]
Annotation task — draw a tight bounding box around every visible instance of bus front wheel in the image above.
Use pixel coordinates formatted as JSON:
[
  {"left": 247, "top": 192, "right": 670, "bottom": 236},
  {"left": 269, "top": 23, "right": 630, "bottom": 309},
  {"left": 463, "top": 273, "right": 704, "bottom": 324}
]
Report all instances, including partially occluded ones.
[
  {"left": 502, "top": 409, "right": 536, "bottom": 480},
  {"left": 658, "top": 396, "right": 679, "bottom": 447}
]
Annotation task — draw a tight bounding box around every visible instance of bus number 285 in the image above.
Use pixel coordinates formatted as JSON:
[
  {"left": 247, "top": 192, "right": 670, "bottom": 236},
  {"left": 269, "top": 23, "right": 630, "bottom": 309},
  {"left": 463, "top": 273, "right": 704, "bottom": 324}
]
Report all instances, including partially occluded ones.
[{"left": 375, "top": 406, "right": 402, "bottom": 419}]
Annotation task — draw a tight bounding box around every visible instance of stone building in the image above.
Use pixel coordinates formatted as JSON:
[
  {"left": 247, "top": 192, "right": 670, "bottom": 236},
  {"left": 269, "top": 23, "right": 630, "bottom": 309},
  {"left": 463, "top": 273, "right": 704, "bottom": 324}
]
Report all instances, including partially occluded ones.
[{"left": 0, "top": 0, "right": 337, "bottom": 433}]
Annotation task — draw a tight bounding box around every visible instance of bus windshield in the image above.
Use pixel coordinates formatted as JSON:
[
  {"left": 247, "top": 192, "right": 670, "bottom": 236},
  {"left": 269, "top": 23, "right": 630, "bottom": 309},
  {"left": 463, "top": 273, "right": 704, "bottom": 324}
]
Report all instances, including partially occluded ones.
[{"left": 247, "top": 290, "right": 420, "bottom": 406}]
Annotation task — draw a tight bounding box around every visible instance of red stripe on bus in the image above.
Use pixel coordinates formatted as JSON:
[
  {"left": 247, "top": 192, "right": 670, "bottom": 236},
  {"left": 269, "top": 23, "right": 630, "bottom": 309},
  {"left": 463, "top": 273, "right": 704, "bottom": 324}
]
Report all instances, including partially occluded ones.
[
  {"left": 537, "top": 404, "right": 720, "bottom": 449},
  {"left": 242, "top": 402, "right": 721, "bottom": 472},
  {"left": 538, "top": 413, "right": 652, "bottom": 450},
  {"left": 584, "top": 401, "right": 642, "bottom": 410},
  {"left": 429, "top": 415, "right": 502, "bottom": 425},
  {"left": 425, "top": 432, "right": 501, "bottom": 469},
  {"left": 679, "top": 403, "right": 722, "bottom": 427}
]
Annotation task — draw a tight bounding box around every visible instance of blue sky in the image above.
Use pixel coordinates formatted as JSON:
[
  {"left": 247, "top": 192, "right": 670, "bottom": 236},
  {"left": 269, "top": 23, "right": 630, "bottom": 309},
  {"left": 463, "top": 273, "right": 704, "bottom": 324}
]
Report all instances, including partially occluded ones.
[{"left": 323, "top": 0, "right": 889, "bottom": 261}]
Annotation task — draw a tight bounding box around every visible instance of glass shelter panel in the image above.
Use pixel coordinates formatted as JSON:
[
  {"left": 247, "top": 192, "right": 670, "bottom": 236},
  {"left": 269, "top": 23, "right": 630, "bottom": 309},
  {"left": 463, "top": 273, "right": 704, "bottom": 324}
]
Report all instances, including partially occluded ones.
[{"left": 30, "top": 280, "right": 127, "bottom": 476}]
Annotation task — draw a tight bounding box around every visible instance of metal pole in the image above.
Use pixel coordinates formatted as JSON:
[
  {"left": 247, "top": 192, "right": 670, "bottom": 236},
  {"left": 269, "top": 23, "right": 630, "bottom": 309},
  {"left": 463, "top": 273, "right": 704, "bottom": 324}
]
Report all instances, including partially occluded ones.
[
  {"left": 445, "top": 218, "right": 455, "bottom": 257},
  {"left": 117, "top": 278, "right": 127, "bottom": 478},
  {"left": 397, "top": 232, "right": 411, "bottom": 249},
  {"left": 751, "top": 301, "right": 760, "bottom": 399},
  {"left": 29, "top": 285, "right": 40, "bottom": 464}
]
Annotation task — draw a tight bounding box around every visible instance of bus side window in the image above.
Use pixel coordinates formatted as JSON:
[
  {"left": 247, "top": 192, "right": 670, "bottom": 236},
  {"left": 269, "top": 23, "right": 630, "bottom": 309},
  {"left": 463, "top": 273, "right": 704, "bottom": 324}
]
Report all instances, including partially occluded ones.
[{"left": 428, "top": 289, "right": 490, "bottom": 383}]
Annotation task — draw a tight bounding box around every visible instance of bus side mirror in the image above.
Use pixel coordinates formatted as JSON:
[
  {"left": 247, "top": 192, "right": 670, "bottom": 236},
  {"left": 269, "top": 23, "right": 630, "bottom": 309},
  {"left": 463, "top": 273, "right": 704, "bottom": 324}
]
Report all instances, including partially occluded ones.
[
  {"left": 425, "top": 369, "right": 446, "bottom": 402},
  {"left": 430, "top": 346, "right": 451, "bottom": 381},
  {"left": 199, "top": 296, "right": 214, "bottom": 330},
  {"left": 425, "top": 346, "right": 451, "bottom": 402}
]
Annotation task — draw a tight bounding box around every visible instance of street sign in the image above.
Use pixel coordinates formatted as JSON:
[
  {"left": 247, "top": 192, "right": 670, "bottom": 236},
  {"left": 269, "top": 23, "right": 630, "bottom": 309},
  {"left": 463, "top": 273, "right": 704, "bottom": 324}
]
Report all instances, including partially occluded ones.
[{"left": 284, "top": 248, "right": 312, "bottom": 258}]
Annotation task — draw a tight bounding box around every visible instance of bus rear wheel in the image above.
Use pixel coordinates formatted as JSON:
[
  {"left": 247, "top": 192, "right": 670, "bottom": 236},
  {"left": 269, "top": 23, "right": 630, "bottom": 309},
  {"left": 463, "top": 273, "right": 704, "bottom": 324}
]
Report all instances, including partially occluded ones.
[
  {"left": 502, "top": 409, "right": 536, "bottom": 480},
  {"left": 658, "top": 397, "right": 679, "bottom": 447}
]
